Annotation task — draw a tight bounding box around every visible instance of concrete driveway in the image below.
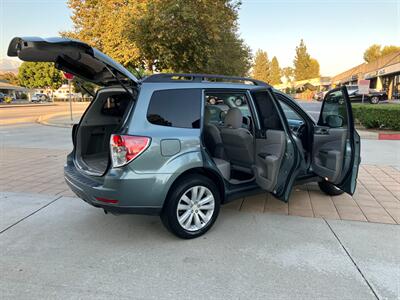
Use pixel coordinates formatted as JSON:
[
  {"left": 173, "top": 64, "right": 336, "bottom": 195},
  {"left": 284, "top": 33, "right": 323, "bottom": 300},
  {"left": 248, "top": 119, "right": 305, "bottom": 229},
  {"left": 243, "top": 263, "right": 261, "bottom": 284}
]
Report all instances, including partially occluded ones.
[{"left": 1, "top": 192, "right": 399, "bottom": 299}]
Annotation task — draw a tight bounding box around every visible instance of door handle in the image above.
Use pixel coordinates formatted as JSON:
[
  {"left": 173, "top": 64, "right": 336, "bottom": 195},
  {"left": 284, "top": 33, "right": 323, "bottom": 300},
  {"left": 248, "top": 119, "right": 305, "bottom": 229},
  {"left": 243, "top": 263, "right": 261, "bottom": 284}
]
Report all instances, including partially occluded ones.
[{"left": 315, "top": 128, "right": 329, "bottom": 135}]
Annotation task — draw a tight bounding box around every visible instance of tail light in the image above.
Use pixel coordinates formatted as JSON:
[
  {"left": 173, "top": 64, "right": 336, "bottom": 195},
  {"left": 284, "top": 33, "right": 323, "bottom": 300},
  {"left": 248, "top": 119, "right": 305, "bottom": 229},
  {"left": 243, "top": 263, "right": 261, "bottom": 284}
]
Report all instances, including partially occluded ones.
[{"left": 110, "top": 134, "right": 150, "bottom": 168}]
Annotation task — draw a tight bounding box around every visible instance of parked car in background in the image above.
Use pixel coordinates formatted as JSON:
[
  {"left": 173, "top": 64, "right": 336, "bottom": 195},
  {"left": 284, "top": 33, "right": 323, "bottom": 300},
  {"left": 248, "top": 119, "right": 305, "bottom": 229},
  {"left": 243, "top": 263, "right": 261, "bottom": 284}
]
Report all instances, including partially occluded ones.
[
  {"left": 347, "top": 88, "right": 388, "bottom": 104},
  {"left": 0, "top": 92, "right": 5, "bottom": 102},
  {"left": 313, "top": 90, "right": 328, "bottom": 101},
  {"left": 31, "top": 93, "right": 50, "bottom": 103},
  {"left": 9, "top": 36, "right": 361, "bottom": 239}
]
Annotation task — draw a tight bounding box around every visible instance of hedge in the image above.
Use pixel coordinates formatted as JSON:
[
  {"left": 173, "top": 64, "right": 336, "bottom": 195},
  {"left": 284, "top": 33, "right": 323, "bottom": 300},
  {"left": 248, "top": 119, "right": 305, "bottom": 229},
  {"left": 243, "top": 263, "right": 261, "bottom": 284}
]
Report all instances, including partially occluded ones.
[{"left": 351, "top": 104, "right": 400, "bottom": 130}]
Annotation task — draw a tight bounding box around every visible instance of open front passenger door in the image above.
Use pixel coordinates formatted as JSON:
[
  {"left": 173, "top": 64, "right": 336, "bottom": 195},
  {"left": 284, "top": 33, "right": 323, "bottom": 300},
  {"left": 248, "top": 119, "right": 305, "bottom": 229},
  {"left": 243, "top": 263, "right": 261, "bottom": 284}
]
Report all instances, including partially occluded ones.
[{"left": 312, "top": 87, "right": 360, "bottom": 194}]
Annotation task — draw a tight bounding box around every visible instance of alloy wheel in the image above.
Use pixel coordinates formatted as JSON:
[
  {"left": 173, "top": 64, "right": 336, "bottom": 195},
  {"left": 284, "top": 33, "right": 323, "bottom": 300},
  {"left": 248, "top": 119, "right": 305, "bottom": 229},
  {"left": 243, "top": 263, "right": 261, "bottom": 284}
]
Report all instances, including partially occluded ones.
[
  {"left": 371, "top": 96, "right": 379, "bottom": 104},
  {"left": 176, "top": 186, "right": 215, "bottom": 232}
]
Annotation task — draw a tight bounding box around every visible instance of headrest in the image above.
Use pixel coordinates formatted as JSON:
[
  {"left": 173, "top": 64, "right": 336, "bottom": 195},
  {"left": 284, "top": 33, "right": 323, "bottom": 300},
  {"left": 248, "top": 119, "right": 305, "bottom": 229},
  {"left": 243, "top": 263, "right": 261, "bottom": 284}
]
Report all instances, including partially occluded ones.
[{"left": 224, "top": 108, "right": 242, "bottom": 129}]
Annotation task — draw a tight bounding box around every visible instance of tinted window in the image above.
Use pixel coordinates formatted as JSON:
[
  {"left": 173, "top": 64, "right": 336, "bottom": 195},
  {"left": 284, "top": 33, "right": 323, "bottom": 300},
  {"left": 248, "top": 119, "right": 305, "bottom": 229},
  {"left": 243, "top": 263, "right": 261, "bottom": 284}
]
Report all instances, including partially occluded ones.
[
  {"left": 205, "top": 92, "right": 251, "bottom": 125},
  {"left": 147, "top": 89, "right": 201, "bottom": 128},
  {"left": 320, "top": 89, "right": 348, "bottom": 128},
  {"left": 251, "top": 91, "right": 283, "bottom": 130}
]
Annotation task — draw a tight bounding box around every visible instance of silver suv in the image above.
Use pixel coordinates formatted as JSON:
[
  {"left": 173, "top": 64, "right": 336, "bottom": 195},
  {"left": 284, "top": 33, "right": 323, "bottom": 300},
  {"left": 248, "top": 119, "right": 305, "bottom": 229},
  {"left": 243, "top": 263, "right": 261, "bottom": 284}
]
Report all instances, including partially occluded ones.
[{"left": 9, "top": 37, "right": 361, "bottom": 239}]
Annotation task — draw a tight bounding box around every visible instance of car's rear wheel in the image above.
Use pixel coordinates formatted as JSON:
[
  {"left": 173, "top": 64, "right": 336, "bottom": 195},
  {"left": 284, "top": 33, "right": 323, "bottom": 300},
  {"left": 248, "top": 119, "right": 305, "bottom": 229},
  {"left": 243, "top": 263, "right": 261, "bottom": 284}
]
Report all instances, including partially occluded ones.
[
  {"left": 318, "top": 181, "right": 344, "bottom": 196},
  {"left": 370, "top": 96, "right": 380, "bottom": 104},
  {"left": 161, "top": 175, "right": 220, "bottom": 239}
]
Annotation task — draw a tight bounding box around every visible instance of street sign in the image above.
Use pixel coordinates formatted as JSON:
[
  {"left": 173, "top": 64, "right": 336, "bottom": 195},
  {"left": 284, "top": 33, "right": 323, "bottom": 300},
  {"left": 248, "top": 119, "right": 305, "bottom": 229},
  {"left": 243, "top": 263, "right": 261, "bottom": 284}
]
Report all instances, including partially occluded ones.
[
  {"left": 358, "top": 79, "right": 370, "bottom": 95},
  {"left": 63, "top": 72, "right": 74, "bottom": 80},
  {"left": 358, "top": 79, "right": 370, "bottom": 104}
]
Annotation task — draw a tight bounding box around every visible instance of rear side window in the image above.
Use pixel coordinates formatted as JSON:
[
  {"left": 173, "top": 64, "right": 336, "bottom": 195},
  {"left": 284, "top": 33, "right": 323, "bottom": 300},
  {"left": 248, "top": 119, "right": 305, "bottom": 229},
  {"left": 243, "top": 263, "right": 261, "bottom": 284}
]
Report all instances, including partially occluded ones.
[{"left": 147, "top": 89, "right": 201, "bottom": 128}]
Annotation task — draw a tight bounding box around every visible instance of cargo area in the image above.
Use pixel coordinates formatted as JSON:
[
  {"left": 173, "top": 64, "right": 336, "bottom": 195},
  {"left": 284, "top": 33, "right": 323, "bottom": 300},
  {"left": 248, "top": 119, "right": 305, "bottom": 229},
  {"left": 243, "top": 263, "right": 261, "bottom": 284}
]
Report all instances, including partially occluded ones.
[{"left": 75, "top": 89, "right": 134, "bottom": 175}]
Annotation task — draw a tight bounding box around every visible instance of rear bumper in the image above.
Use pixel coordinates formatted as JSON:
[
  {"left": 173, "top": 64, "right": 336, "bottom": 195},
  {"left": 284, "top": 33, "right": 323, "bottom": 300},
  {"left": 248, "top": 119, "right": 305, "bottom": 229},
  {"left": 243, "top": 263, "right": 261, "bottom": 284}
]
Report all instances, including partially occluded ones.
[{"left": 64, "top": 158, "right": 163, "bottom": 215}]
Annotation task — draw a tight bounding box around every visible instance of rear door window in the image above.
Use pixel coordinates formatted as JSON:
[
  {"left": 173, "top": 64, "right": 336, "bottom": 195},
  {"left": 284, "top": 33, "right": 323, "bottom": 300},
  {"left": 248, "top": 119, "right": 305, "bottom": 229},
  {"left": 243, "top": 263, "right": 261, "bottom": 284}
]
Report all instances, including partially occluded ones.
[{"left": 147, "top": 89, "right": 202, "bottom": 128}]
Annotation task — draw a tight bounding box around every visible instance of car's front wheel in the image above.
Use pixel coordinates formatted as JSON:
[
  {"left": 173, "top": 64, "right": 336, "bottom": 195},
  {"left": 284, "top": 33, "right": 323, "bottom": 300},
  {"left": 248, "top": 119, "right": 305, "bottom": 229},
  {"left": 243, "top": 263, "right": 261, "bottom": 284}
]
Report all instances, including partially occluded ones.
[
  {"left": 318, "top": 181, "right": 344, "bottom": 196},
  {"left": 370, "top": 96, "right": 380, "bottom": 104},
  {"left": 161, "top": 175, "right": 220, "bottom": 239}
]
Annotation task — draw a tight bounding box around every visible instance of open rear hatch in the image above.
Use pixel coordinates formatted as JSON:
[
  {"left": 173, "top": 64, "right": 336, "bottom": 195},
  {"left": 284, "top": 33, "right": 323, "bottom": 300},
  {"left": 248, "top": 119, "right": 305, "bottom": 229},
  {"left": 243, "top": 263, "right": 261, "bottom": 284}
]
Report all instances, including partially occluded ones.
[
  {"left": 8, "top": 36, "right": 139, "bottom": 175},
  {"left": 75, "top": 89, "right": 135, "bottom": 175},
  {"left": 7, "top": 36, "right": 138, "bottom": 86}
]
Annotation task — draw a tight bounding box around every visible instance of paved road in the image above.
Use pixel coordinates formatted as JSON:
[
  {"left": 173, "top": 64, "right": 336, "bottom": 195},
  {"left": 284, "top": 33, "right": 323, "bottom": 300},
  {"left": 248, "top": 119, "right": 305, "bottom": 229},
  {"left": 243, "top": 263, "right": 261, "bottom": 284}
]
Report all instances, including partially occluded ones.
[
  {"left": 0, "top": 102, "right": 88, "bottom": 121},
  {"left": 297, "top": 101, "right": 322, "bottom": 121}
]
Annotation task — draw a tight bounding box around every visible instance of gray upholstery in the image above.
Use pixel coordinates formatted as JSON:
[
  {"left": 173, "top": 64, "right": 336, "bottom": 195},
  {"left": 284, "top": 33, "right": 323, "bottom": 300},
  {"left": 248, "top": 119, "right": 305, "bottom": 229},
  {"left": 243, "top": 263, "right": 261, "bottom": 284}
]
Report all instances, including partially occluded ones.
[
  {"left": 212, "top": 157, "right": 230, "bottom": 180},
  {"left": 203, "top": 107, "right": 224, "bottom": 158},
  {"left": 220, "top": 108, "right": 254, "bottom": 168},
  {"left": 253, "top": 130, "right": 286, "bottom": 191},
  {"left": 312, "top": 128, "right": 347, "bottom": 183},
  {"left": 224, "top": 108, "right": 242, "bottom": 129}
]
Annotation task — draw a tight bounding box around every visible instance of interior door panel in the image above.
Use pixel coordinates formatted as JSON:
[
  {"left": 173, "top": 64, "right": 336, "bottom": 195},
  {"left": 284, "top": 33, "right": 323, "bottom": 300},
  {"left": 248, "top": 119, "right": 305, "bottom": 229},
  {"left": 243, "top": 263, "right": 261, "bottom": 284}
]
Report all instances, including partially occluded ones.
[
  {"left": 312, "top": 87, "right": 360, "bottom": 195},
  {"left": 312, "top": 128, "right": 347, "bottom": 183},
  {"left": 250, "top": 88, "right": 301, "bottom": 202},
  {"left": 253, "top": 130, "right": 286, "bottom": 191}
]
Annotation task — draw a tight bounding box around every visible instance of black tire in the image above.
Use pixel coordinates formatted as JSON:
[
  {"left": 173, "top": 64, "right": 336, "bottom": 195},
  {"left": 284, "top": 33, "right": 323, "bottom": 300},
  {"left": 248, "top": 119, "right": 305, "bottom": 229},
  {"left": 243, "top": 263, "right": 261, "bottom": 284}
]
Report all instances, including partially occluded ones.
[
  {"left": 318, "top": 181, "right": 344, "bottom": 196},
  {"left": 370, "top": 96, "right": 380, "bottom": 104},
  {"left": 161, "top": 174, "right": 221, "bottom": 239}
]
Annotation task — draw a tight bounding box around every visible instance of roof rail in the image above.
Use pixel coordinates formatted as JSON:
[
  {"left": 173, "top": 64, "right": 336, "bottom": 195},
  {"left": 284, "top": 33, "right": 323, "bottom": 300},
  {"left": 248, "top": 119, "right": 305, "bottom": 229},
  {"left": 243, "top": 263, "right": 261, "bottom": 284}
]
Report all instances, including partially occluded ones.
[{"left": 142, "top": 73, "right": 269, "bottom": 87}]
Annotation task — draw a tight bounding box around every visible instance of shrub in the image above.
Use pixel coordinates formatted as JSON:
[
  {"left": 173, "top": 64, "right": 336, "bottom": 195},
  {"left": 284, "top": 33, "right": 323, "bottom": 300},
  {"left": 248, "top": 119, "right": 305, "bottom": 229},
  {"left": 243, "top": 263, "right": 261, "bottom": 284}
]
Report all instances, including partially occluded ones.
[{"left": 351, "top": 104, "right": 400, "bottom": 130}]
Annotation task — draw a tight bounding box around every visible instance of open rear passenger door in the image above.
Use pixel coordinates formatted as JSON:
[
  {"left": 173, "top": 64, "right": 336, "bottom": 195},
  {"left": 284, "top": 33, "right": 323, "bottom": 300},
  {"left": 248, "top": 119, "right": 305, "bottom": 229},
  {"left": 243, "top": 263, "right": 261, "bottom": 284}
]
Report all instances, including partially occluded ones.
[
  {"left": 312, "top": 87, "right": 360, "bottom": 194},
  {"left": 251, "top": 88, "right": 302, "bottom": 202}
]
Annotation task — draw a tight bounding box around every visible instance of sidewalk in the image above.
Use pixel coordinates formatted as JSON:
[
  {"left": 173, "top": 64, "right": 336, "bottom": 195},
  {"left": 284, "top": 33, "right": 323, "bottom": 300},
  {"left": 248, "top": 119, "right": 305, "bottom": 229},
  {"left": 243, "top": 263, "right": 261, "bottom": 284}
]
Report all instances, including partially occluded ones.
[
  {"left": 1, "top": 146, "right": 399, "bottom": 224},
  {"left": 0, "top": 191, "right": 398, "bottom": 299}
]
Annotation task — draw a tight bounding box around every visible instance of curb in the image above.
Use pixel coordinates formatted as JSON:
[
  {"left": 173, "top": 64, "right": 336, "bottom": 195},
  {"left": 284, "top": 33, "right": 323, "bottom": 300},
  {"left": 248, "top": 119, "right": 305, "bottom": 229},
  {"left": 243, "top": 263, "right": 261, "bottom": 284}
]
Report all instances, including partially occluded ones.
[
  {"left": 37, "top": 111, "right": 84, "bottom": 128},
  {"left": 0, "top": 103, "right": 57, "bottom": 108},
  {"left": 379, "top": 133, "right": 400, "bottom": 140}
]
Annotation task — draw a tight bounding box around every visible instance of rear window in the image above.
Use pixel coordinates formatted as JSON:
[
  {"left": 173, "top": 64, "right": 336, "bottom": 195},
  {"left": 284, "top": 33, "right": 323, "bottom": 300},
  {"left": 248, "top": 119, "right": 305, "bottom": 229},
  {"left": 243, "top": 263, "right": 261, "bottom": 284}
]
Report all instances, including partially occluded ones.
[
  {"left": 101, "top": 94, "right": 131, "bottom": 117},
  {"left": 147, "top": 89, "right": 201, "bottom": 128}
]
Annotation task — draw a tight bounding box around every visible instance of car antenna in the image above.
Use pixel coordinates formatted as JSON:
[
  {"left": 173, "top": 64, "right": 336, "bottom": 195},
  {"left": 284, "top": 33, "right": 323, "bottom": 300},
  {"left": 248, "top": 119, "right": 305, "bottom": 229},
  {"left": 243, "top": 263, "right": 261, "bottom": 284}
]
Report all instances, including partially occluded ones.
[
  {"left": 104, "top": 65, "right": 136, "bottom": 101},
  {"left": 74, "top": 78, "right": 95, "bottom": 98}
]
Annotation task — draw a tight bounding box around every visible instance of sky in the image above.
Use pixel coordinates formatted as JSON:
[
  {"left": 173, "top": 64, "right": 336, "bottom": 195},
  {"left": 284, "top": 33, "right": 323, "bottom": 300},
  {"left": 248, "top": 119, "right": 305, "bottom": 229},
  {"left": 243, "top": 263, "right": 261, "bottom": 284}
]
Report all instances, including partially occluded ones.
[{"left": 0, "top": 0, "right": 399, "bottom": 76}]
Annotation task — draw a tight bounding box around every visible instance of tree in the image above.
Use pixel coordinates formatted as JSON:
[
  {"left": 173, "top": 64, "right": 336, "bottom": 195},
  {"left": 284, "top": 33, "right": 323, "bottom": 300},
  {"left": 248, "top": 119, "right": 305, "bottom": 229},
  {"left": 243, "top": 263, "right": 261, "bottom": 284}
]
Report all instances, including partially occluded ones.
[
  {"left": 269, "top": 56, "right": 282, "bottom": 85},
  {"left": 293, "top": 39, "right": 320, "bottom": 80},
  {"left": 363, "top": 44, "right": 400, "bottom": 63},
  {"left": 381, "top": 45, "right": 400, "bottom": 57},
  {"left": 0, "top": 72, "right": 19, "bottom": 85},
  {"left": 282, "top": 67, "right": 294, "bottom": 83},
  {"left": 309, "top": 58, "right": 320, "bottom": 79},
  {"left": 252, "top": 50, "right": 271, "bottom": 83},
  {"left": 18, "top": 62, "right": 63, "bottom": 90},
  {"left": 128, "top": 0, "right": 251, "bottom": 75},
  {"left": 64, "top": 0, "right": 140, "bottom": 68},
  {"left": 363, "top": 44, "right": 382, "bottom": 63}
]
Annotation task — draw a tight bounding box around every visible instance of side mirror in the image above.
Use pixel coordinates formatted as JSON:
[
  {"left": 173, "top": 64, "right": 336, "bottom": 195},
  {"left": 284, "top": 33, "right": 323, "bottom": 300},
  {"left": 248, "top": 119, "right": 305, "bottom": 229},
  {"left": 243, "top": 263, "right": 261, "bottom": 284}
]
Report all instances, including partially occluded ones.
[{"left": 326, "top": 115, "right": 344, "bottom": 128}]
